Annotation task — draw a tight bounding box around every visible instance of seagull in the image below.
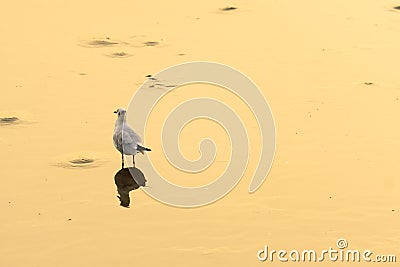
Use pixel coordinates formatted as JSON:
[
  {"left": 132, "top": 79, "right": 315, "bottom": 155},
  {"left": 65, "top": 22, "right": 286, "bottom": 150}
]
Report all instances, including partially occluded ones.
[{"left": 113, "top": 108, "right": 151, "bottom": 168}]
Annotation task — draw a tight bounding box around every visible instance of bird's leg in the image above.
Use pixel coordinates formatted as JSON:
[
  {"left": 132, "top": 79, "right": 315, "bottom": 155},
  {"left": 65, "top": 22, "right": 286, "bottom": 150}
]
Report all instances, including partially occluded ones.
[
  {"left": 121, "top": 153, "right": 124, "bottom": 169},
  {"left": 132, "top": 155, "right": 135, "bottom": 167}
]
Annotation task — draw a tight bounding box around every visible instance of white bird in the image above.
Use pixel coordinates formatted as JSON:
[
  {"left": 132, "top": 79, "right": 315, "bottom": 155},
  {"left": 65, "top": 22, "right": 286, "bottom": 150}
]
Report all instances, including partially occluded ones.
[{"left": 113, "top": 108, "right": 151, "bottom": 168}]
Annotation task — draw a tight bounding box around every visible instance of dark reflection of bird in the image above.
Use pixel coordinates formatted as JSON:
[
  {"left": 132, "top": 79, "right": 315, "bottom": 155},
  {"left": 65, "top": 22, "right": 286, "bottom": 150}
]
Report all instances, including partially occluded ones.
[
  {"left": 113, "top": 108, "right": 151, "bottom": 168},
  {"left": 114, "top": 167, "right": 147, "bottom": 207}
]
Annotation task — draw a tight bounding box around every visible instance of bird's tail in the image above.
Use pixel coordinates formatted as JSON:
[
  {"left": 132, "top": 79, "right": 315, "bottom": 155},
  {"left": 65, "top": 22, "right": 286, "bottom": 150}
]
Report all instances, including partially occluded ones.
[{"left": 137, "top": 144, "right": 151, "bottom": 154}]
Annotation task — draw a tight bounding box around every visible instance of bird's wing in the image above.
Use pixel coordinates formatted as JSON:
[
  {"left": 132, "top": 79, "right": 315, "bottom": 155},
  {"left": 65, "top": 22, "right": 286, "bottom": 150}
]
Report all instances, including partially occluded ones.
[
  {"left": 121, "top": 130, "right": 135, "bottom": 146},
  {"left": 124, "top": 126, "right": 142, "bottom": 144}
]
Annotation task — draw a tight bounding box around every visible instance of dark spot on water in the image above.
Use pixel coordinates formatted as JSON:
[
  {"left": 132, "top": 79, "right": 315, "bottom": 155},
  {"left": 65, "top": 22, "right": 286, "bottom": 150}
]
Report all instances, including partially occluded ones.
[
  {"left": 113, "top": 52, "right": 127, "bottom": 56},
  {"left": 220, "top": 6, "right": 237, "bottom": 11},
  {"left": 68, "top": 218, "right": 72, "bottom": 221},
  {"left": 178, "top": 53, "right": 185, "bottom": 56},
  {"left": 364, "top": 82, "right": 374, "bottom": 85},
  {"left": 0, "top": 117, "right": 19, "bottom": 125},
  {"left": 55, "top": 156, "right": 102, "bottom": 169},
  {"left": 394, "top": 6, "right": 400, "bottom": 10},
  {"left": 87, "top": 39, "right": 119, "bottom": 47},
  {"left": 392, "top": 209, "right": 395, "bottom": 212},
  {"left": 144, "top": 41, "right": 159, "bottom": 46},
  {"left": 107, "top": 51, "right": 131, "bottom": 58},
  {"left": 69, "top": 158, "right": 94, "bottom": 165},
  {"left": 145, "top": 74, "right": 152, "bottom": 78},
  {"left": 1, "top": 117, "right": 19, "bottom": 123},
  {"left": 79, "top": 73, "right": 87, "bottom": 76}
]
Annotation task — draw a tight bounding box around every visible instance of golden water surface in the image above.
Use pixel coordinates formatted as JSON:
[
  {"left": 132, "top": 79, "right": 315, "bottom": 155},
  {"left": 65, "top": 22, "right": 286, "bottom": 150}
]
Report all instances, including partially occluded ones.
[{"left": 1, "top": 1, "right": 399, "bottom": 266}]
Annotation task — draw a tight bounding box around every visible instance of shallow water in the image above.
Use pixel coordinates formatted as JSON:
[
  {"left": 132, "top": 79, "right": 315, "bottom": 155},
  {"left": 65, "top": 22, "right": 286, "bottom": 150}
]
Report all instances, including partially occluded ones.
[{"left": 0, "top": 0, "right": 399, "bottom": 266}]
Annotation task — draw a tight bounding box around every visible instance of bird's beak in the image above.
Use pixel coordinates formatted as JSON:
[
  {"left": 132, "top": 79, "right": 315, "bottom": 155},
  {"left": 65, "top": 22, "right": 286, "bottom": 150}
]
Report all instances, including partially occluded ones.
[{"left": 113, "top": 110, "right": 118, "bottom": 114}]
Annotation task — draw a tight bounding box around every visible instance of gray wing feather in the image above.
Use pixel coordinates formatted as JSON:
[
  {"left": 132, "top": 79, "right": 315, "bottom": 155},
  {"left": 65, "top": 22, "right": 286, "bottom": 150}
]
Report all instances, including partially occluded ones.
[{"left": 124, "top": 127, "right": 142, "bottom": 144}]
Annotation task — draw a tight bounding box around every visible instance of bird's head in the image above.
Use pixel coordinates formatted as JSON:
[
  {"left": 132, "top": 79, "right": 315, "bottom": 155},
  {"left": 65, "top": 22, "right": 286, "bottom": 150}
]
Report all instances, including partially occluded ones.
[{"left": 113, "top": 108, "right": 127, "bottom": 117}]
